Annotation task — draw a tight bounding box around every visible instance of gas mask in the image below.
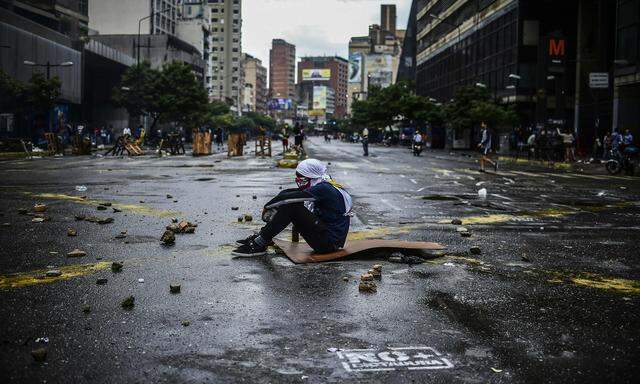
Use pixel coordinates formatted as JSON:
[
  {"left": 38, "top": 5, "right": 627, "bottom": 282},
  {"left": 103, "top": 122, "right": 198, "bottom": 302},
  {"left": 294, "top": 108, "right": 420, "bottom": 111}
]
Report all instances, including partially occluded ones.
[{"left": 295, "top": 173, "right": 311, "bottom": 190}]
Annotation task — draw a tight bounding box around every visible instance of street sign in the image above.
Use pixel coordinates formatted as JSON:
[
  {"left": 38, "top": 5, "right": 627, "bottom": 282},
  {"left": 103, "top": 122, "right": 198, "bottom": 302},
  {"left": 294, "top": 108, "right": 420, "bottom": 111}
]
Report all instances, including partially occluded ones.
[{"left": 589, "top": 72, "right": 609, "bottom": 89}]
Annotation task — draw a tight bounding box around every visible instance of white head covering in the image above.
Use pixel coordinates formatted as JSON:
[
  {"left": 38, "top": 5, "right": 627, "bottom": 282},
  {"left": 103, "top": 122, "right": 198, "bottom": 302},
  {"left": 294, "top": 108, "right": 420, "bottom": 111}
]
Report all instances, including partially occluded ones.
[{"left": 295, "top": 159, "right": 353, "bottom": 215}]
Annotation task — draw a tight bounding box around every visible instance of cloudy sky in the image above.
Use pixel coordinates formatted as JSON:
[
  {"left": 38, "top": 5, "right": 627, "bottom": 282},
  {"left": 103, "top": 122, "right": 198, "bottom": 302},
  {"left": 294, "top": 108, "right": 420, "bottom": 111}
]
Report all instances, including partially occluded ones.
[{"left": 242, "top": 0, "right": 412, "bottom": 68}]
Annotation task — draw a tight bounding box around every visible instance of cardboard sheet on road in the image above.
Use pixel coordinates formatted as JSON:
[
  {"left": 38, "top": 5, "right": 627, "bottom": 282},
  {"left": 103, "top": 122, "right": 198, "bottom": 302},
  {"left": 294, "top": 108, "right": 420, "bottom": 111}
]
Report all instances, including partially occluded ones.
[{"left": 273, "top": 238, "right": 445, "bottom": 264}]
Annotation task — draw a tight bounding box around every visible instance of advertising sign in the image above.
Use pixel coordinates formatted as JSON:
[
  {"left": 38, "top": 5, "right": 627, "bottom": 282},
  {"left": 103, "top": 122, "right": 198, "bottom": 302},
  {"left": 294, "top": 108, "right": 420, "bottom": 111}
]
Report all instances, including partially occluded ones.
[
  {"left": 313, "top": 86, "right": 327, "bottom": 110},
  {"left": 365, "top": 54, "right": 393, "bottom": 88},
  {"left": 589, "top": 72, "right": 609, "bottom": 89},
  {"left": 309, "top": 109, "right": 325, "bottom": 117},
  {"left": 268, "top": 98, "right": 293, "bottom": 110},
  {"left": 348, "top": 52, "right": 363, "bottom": 83},
  {"left": 302, "top": 69, "right": 331, "bottom": 81}
]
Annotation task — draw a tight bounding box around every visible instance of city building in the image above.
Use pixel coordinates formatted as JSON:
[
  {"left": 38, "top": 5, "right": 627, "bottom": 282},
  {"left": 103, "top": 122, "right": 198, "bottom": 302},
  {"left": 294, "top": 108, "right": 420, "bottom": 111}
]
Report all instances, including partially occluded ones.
[
  {"left": 613, "top": 0, "right": 639, "bottom": 135},
  {"left": 242, "top": 53, "right": 267, "bottom": 113},
  {"left": 176, "top": 1, "right": 211, "bottom": 58},
  {"left": 269, "top": 39, "right": 296, "bottom": 120},
  {"left": 1, "top": 0, "right": 136, "bottom": 138},
  {"left": 347, "top": 4, "right": 405, "bottom": 114},
  {"left": 88, "top": 0, "right": 177, "bottom": 36},
  {"left": 204, "top": 0, "right": 242, "bottom": 110},
  {"left": 297, "top": 56, "right": 349, "bottom": 119},
  {"left": 412, "top": 0, "right": 625, "bottom": 150}
]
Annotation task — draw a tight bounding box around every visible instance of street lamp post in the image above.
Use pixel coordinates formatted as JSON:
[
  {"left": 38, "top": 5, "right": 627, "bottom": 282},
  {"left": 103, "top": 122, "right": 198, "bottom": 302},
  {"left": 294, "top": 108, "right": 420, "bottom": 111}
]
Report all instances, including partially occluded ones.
[
  {"left": 138, "top": 7, "right": 173, "bottom": 65},
  {"left": 23, "top": 60, "right": 74, "bottom": 133}
]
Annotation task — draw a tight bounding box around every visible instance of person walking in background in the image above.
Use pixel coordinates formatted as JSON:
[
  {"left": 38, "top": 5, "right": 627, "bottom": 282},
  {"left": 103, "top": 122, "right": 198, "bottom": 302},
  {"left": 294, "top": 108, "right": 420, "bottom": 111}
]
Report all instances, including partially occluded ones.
[
  {"left": 282, "top": 125, "right": 289, "bottom": 152},
  {"left": 602, "top": 131, "right": 612, "bottom": 159},
  {"left": 478, "top": 122, "right": 497, "bottom": 172},
  {"left": 361, "top": 127, "right": 369, "bottom": 156},
  {"left": 122, "top": 126, "right": 131, "bottom": 137}
]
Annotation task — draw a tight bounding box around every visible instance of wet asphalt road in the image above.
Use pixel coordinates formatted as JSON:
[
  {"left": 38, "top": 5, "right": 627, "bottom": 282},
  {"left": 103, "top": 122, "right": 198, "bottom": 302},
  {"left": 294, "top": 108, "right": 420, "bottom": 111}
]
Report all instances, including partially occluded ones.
[{"left": 0, "top": 137, "right": 639, "bottom": 383}]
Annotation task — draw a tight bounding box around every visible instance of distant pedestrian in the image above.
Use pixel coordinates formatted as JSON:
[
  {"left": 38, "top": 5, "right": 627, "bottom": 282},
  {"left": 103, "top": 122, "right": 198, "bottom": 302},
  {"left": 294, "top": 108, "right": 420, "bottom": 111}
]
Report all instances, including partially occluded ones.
[
  {"left": 603, "top": 131, "right": 612, "bottom": 159},
  {"left": 361, "top": 127, "right": 369, "bottom": 156},
  {"left": 122, "top": 126, "right": 131, "bottom": 137},
  {"left": 478, "top": 122, "right": 497, "bottom": 172},
  {"left": 282, "top": 126, "right": 289, "bottom": 152},
  {"left": 294, "top": 123, "right": 303, "bottom": 147},
  {"left": 215, "top": 128, "right": 224, "bottom": 149},
  {"left": 623, "top": 129, "right": 634, "bottom": 146}
]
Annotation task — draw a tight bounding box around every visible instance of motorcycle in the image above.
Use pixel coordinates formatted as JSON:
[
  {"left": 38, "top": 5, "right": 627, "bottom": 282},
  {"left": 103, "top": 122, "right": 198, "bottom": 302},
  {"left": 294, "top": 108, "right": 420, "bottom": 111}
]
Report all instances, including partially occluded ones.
[
  {"left": 605, "top": 146, "right": 639, "bottom": 175},
  {"left": 413, "top": 142, "right": 423, "bottom": 156}
]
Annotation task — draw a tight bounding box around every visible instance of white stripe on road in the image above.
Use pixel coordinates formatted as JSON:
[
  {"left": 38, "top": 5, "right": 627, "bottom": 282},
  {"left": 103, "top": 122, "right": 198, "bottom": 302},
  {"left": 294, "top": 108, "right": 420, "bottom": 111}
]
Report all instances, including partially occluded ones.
[{"left": 380, "top": 198, "right": 402, "bottom": 211}]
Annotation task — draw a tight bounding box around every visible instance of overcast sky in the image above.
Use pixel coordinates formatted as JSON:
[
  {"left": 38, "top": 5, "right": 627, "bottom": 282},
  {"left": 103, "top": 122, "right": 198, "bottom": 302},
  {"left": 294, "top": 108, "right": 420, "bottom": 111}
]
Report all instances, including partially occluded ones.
[{"left": 242, "top": 0, "right": 412, "bottom": 68}]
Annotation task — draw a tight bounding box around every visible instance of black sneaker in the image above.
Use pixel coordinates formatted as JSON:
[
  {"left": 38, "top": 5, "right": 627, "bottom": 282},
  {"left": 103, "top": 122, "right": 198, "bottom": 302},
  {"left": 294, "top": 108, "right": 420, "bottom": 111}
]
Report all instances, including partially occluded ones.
[
  {"left": 236, "top": 233, "right": 258, "bottom": 245},
  {"left": 231, "top": 240, "right": 267, "bottom": 257}
]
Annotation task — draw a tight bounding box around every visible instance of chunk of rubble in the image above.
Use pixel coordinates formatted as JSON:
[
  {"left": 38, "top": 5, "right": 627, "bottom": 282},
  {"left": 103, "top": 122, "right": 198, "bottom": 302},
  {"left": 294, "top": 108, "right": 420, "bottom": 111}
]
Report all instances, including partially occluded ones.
[
  {"left": 121, "top": 296, "right": 135, "bottom": 309},
  {"left": 181, "top": 320, "right": 190, "bottom": 327},
  {"left": 170, "top": 284, "right": 181, "bottom": 294},
  {"left": 99, "top": 202, "right": 112, "bottom": 207},
  {"left": 358, "top": 281, "right": 377, "bottom": 293},
  {"left": 243, "top": 214, "right": 253, "bottom": 222},
  {"left": 166, "top": 194, "right": 173, "bottom": 199},
  {"left": 96, "top": 278, "right": 108, "bottom": 285},
  {"left": 31, "top": 347, "right": 47, "bottom": 362},
  {"left": 461, "top": 232, "right": 472, "bottom": 238},
  {"left": 112, "top": 208, "right": 122, "bottom": 213},
  {"left": 451, "top": 218, "right": 463, "bottom": 225},
  {"left": 231, "top": 207, "right": 239, "bottom": 211},
  {"left": 34, "top": 204, "right": 47, "bottom": 213},
  {"left": 97, "top": 205, "right": 107, "bottom": 211},
  {"left": 67, "top": 228, "right": 77, "bottom": 236},
  {"left": 111, "top": 262, "right": 123, "bottom": 273},
  {"left": 67, "top": 249, "right": 87, "bottom": 258},
  {"left": 161, "top": 230, "right": 176, "bottom": 245},
  {"left": 360, "top": 273, "right": 374, "bottom": 282},
  {"left": 45, "top": 270, "right": 62, "bottom": 277},
  {"left": 470, "top": 246, "right": 481, "bottom": 255}
]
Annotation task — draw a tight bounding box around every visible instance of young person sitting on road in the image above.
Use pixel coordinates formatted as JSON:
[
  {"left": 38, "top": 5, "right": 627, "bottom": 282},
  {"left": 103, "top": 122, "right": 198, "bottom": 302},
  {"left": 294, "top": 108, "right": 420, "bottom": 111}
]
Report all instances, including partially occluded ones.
[{"left": 232, "top": 159, "right": 353, "bottom": 257}]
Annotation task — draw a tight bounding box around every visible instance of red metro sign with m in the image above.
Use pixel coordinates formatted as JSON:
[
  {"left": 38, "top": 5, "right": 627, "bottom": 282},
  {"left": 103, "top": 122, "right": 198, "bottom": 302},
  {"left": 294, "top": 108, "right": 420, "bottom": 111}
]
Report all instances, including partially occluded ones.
[{"left": 549, "top": 38, "right": 566, "bottom": 57}]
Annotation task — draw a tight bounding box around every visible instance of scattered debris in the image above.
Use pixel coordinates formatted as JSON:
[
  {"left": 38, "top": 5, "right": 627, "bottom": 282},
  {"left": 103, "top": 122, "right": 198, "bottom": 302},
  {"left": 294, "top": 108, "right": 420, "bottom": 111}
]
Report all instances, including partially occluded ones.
[
  {"left": 371, "top": 264, "right": 382, "bottom": 278},
  {"left": 31, "top": 217, "right": 46, "bottom": 223},
  {"left": 478, "top": 188, "right": 487, "bottom": 199},
  {"left": 456, "top": 227, "right": 468, "bottom": 233},
  {"left": 166, "top": 194, "right": 173, "bottom": 199},
  {"left": 358, "top": 281, "right": 377, "bottom": 293},
  {"left": 31, "top": 347, "right": 47, "bottom": 362},
  {"left": 388, "top": 252, "right": 423, "bottom": 264},
  {"left": 161, "top": 230, "right": 176, "bottom": 245},
  {"left": 35, "top": 337, "right": 49, "bottom": 344},
  {"left": 96, "top": 278, "right": 108, "bottom": 285},
  {"left": 121, "top": 296, "right": 135, "bottom": 309},
  {"left": 181, "top": 320, "right": 190, "bottom": 327},
  {"left": 45, "top": 270, "right": 62, "bottom": 277},
  {"left": 237, "top": 216, "right": 244, "bottom": 222},
  {"left": 170, "top": 284, "right": 181, "bottom": 294},
  {"left": 138, "top": 278, "right": 144, "bottom": 283},
  {"left": 490, "top": 367, "right": 503, "bottom": 373},
  {"left": 451, "top": 219, "right": 463, "bottom": 225},
  {"left": 171, "top": 218, "right": 178, "bottom": 223},
  {"left": 67, "top": 249, "right": 87, "bottom": 258},
  {"left": 67, "top": 228, "right": 77, "bottom": 236},
  {"left": 342, "top": 276, "right": 349, "bottom": 282},
  {"left": 139, "top": 200, "right": 145, "bottom": 204},
  {"left": 231, "top": 207, "right": 239, "bottom": 211},
  {"left": 461, "top": 232, "right": 472, "bottom": 238},
  {"left": 75, "top": 185, "right": 88, "bottom": 192},
  {"left": 252, "top": 195, "right": 257, "bottom": 200},
  {"left": 82, "top": 305, "right": 91, "bottom": 314},
  {"left": 360, "top": 273, "right": 374, "bottom": 282},
  {"left": 96, "top": 205, "right": 107, "bottom": 211},
  {"left": 521, "top": 255, "right": 531, "bottom": 262},
  {"left": 166, "top": 220, "right": 197, "bottom": 235},
  {"left": 99, "top": 202, "right": 112, "bottom": 207},
  {"left": 111, "top": 262, "right": 123, "bottom": 273},
  {"left": 115, "top": 233, "right": 127, "bottom": 239},
  {"left": 34, "top": 204, "right": 47, "bottom": 213},
  {"left": 112, "top": 208, "right": 122, "bottom": 213},
  {"left": 243, "top": 214, "right": 253, "bottom": 222},
  {"left": 470, "top": 246, "right": 481, "bottom": 255}
]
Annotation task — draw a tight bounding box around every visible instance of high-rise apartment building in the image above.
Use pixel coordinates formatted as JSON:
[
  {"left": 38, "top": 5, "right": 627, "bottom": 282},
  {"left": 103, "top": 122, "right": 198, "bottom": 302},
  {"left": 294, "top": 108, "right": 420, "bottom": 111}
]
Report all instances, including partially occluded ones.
[
  {"left": 89, "top": 0, "right": 178, "bottom": 36},
  {"left": 347, "top": 4, "right": 404, "bottom": 114},
  {"left": 297, "top": 56, "right": 349, "bottom": 118},
  {"left": 242, "top": 53, "right": 267, "bottom": 113},
  {"left": 269, "top": 39, "right": 296, "bottom": 101},
  {"left": 205, "top": 0, "right": 242, "bottom": 110}
]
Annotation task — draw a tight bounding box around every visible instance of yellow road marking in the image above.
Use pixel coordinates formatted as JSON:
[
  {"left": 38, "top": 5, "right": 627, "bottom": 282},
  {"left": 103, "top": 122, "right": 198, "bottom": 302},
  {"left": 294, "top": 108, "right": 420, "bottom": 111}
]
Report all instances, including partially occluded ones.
[
  {"left": 25, "top": 193, "right": 180, "bottom": 218},
  {"left": 0, "top": 262, "right": 111, "bottom": 290}
]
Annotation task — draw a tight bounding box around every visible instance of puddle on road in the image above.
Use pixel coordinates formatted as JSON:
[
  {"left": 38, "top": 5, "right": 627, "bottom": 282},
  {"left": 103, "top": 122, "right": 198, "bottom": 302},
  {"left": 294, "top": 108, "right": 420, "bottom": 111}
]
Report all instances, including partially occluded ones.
[
  {"left": 24, "top": 192, "right": 180, "bottom": 218},
  {"left": 0, "top": 262, "right": 110, "bottom": 290}
]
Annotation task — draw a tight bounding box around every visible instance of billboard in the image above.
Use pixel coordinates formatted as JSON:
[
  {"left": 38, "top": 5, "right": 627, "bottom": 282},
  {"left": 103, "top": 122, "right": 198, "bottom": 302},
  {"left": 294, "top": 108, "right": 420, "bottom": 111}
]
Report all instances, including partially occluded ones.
[
  {"left": 313, "top": 86, "right": 327, "bottom": 110},
  {"left": 302, "top": 69, "right": 331, "bottom": 81},
  {"left": 268, "top": 98, "right": 293, "bottom": 110},
  {"left": 365, "top": 54, "right": 393, "bottom": 88},
  {"left": 348, "top": 52, "right": 363, "bottom": 83},
  {"left": 309, "top": 109, "right": 325, "bottom": 117}
]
